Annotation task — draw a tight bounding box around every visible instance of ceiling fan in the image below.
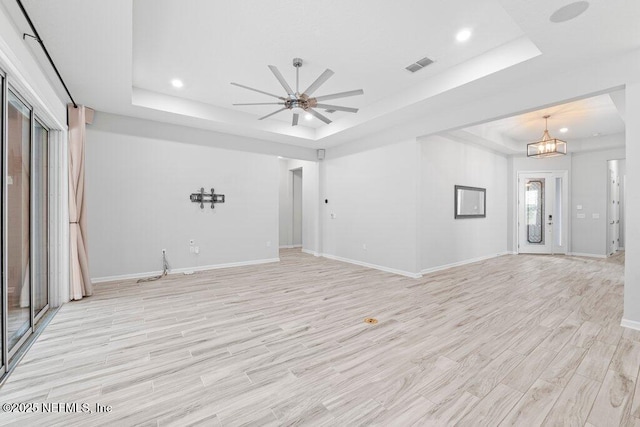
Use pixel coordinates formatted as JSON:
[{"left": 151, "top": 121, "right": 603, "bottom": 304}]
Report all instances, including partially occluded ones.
[{"left": 231, "top": 58, "right": 364, "bottom": 126}]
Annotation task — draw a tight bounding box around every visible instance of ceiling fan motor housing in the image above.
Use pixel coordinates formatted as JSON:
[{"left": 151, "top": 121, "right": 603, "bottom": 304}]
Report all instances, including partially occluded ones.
[{"left": 286, "top": 94, "right": 317, "bottom": 111}]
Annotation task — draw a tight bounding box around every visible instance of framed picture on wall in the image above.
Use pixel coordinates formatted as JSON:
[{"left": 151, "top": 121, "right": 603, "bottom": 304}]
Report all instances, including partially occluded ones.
[{"left": 454, "top": 185, "right": 486, "bottom": 219}]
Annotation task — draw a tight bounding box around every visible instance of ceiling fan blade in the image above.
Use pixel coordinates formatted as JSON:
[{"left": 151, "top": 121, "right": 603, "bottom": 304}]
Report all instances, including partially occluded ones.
[
  {"left": 302, "top": 69, "right": 335, "bottom": 97},
  {"left": 306, "top": 108, "right": 332, "bottom": 124},
  {"left": 258, "top": 107, "right": 287, "bottom": 120},
  {"left": 231, "top": 82, "right": 285, "bottom": 100},
  {"left": 292, "top": 113, "right": 299, "bottom": 126},
  {"left": 268, "top": 65, "right": 294, "bottom": 95},
  {"left": 233, "top": 102, "right": 285, "bottom": 106},
  {"left": 314, "top": 89, "right": 364, "bottom": 102},
  {"left": 315, "top": 103, "right": 359, "bottom": 113}
]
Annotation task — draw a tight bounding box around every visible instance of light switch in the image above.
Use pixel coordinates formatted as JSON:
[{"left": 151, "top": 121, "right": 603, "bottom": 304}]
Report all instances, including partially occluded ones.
[
  {"left": 330, "top": 213, "right": 336, "bottom": 219},
  {"left": 577, "top": 213, "right": 586, "bottom": 219},
  {"left": 592, "top": 213, "right": 600, "bottom": 219},
  {"left": 576, "top": 205, "right": 583, "bottom": 210}
]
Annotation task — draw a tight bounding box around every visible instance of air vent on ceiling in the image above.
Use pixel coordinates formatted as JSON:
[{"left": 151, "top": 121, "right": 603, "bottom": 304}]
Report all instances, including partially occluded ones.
[{"left": 405, "top": 56, "right": 434, "bottom": 73}]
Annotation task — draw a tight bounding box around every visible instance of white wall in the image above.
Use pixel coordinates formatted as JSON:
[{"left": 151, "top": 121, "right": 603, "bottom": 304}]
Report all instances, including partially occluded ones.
[
  {"left": 624, "top": 82, "right": 640, "bottom": 327},
  {"left": 292, "top": 169, "right": 303, "bottom": 246},
  {"left": 571, "top": 147, "right": 625, "bottom": 257},
  {"left": 322, "top": 140, "right": 420, "bottom": 276},
  {"left": 86, "top": 113, "right": 279, "bottom": 280},
  {"left": 278, "top": 159, "right": 292, "bottom": 247},
  {"left": 421, "top": 135, "right": 508, "bottom": 271}
]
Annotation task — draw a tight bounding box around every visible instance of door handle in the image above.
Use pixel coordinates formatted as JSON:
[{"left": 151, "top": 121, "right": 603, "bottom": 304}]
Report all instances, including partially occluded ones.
[{"left": 610, "top": 221, "right": 615, "bottom": 224}]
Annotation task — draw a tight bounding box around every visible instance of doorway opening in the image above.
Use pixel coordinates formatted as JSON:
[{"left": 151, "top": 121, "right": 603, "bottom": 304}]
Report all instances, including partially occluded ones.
[
  {"left": 607, "top": 159, "right": 625, "bottom": 256},
  {"left": 517, "top": 171, "right": 569, "bottom": 255},
  {"left": 292, "top": 168, "right": 303, "bottom": 248}
]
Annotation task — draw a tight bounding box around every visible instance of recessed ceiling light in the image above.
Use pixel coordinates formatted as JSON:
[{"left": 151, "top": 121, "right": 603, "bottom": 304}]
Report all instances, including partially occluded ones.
[
  {"left": 277, "top": 156, "right": 284, "bottom": 159},
  {"left": 171, "top": 79, "right": 184, "bottom": 88},
  {"left": 550, "top": 1, "right": 590, "bottom": 23},
  {"left": 305, "top": 113, "right": 313, "bottom": 121},
  {"left": 456, "top": 29, "right": 472, "bottom": 42},
  {"left": 559, "top": 127, "right": 568, "bottom": 133}
]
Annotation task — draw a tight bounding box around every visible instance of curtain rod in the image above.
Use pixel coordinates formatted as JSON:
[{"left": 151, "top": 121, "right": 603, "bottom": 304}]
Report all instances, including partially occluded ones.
[{"left": 15, "top": 0, "right": 78, "bottom": 108}]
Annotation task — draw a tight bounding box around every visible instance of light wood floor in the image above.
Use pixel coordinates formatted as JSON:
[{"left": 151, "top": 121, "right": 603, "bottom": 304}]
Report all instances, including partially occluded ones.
[{"left": 0, "top": 249, "right": 637, "bottom": 426}]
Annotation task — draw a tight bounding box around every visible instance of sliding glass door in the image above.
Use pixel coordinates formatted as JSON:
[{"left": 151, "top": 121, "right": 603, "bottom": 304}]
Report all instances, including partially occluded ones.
[
  {"left": 0, "top": 73, "right": 4, "bottom": 375},
  {"left": 0, "top": 78, "right": 50, "bottom": 370},
  {"left": 33, "top": 120, "right": 48, "bottom": 319},
  {"left": 6, "top": 90, "right": 31, "bottom": 354}
]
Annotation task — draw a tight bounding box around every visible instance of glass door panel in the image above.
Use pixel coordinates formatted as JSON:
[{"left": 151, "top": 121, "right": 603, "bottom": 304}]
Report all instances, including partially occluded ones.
[
  {"left": 525, "top": 179, "right": 545, "bottom": 244},
  {"left": 6, "top": 90, "right": 31, "bottom": 352},
  {"left": 1, "top": 74, "right": 4, "bottom": 371},
  {"left": 33, "top": 120, "right": 48, "bottom": 318}
]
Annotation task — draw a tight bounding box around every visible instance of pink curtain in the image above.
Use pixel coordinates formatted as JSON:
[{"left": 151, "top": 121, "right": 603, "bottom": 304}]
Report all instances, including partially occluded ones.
[{"left": 68, "top": 104, "right": 93, "bottom": 299}]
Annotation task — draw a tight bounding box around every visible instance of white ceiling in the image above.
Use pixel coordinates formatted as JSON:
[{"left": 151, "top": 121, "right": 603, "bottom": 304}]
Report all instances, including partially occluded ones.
[
  {"left": 3, "top": 0, "right": 640, "bottom": 151},
  {"left": 132, "top": 0, "right": 525, "bottom": 129},
  {"left": 462, "top": 91, "right": 626, "bottom": 150}
]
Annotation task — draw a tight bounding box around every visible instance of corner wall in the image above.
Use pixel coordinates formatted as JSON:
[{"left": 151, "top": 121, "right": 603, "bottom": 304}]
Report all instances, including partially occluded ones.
[
  {"left": 624, "top": 82, "right": 640, "bottom": 329},
  {"left": 571, "top": 147, "right": 625, "bottom": 256},
  {"left": 420, "top": 136, "right": 508, "bottom": 272},
  {"left": 321, "top": 140, "right": 420, "bottom": 276}
]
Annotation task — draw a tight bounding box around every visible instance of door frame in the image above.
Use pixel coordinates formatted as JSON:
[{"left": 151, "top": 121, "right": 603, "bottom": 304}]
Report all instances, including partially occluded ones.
[
  {"left": 516, "top": 170, "right": 569, "bottom": 255},
  {"left": 291, "top": 168, "right": 303, "bottom": 248}
]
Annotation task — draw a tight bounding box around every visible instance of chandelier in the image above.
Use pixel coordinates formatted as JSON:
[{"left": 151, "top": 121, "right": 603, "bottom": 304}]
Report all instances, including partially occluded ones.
[{"left": 527, "top": 115, "right": 567, "bottom": 158}]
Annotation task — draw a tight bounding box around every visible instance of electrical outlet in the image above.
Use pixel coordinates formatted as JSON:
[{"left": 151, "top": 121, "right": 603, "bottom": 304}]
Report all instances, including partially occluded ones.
[
  {"left": 194, "top": 246, "right": 200, "bottom": 254},
  {"left": 190, "top": 246, "right": 195, "bottom": 253},
  {"left": 189, "top": 239, "right": 195, "bottom": 245},
  {"left": 362, "top": 243, "right": 367, "bottom": 250}
]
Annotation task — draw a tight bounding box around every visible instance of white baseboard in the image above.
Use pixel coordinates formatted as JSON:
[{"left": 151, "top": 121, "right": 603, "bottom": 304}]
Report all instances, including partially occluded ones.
[
  {"left": 568, "top": 252, "right": 607, "bottom": 259},
  {"left": 320, "top": 253, "right": 421, "bottom": 279},
  {"left": 621, "top": 318, "right": 640, "bottom": 331},
  {"left": 92, "top": 258, "right": 280, "bottom": 284},
  {"left": 279, "top": 245, "right": 294, "bottom": 249},
  {"left": 421, "top": 252, "right": 511, "bottom": 275},
  {"left": 302, "top": 249, "right": 320, "bottom": 257}
]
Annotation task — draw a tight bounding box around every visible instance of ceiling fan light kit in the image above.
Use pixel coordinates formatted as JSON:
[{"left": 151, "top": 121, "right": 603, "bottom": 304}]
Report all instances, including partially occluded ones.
[
  {"left": 527, "top": 115, "right": 568, "bottom": 158},
  {"left": 231, "top": 58, "right": 364, "bottom": 126}
]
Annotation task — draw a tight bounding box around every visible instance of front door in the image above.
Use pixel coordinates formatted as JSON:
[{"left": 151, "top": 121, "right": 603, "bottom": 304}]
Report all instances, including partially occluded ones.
[{"left": 518, "top": 172, "right": 568, "bottom": 255}]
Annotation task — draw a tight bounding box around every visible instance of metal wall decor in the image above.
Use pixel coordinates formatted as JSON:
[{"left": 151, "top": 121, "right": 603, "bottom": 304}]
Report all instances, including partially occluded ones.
[{"left": 190, "top": 188, "right": 225, "bottom": 209}]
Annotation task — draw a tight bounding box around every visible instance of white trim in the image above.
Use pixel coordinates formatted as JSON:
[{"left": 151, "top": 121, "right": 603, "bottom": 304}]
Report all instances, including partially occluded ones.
[
  {"left": 302, "top": 249, "right": 320, "bottom": 257},
  {"left": 279, "top": 245, "right": 295, "bottom": 249},
  {"left": 621, "top": 318, "right": 640, "bottom": 331},
  {"left": 320, "top": 253, "right": 421, "bottom": 278},
  {"left": 92, "top": 258, "right": 280, "bottom": 284},
  {"left": 568, "top": 252, "right": 607, "bottom": 259},
  {"left": 421, "top": 252, "right": 511, "bottom": 275}
]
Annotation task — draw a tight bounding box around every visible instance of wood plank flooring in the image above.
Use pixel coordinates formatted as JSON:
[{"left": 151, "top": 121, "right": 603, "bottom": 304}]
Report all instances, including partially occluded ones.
[{"left": 0, "top": 249, "right": 635, "bottom": 426}]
